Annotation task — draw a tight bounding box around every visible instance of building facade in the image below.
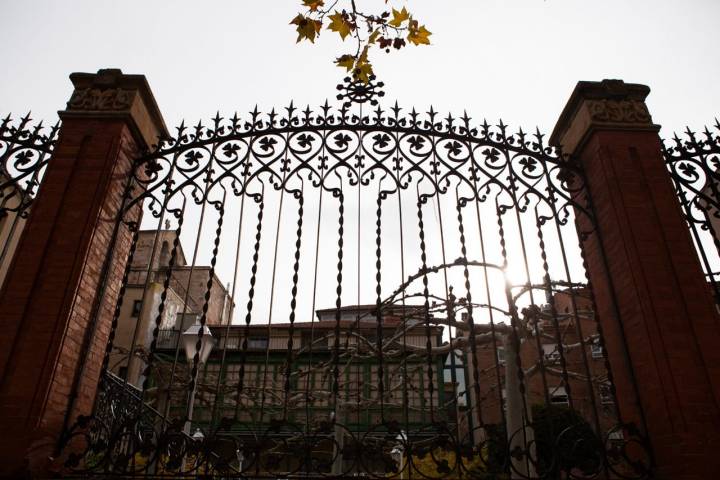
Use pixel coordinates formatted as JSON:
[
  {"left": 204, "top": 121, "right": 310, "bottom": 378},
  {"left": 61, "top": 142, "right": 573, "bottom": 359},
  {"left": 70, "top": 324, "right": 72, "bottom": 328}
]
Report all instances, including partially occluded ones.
[
  {"left": 148, "top": 304, "right": 450, "bottom": 474},
  {"left": 465, "top": 288, "right": 616, "bottom": 443},
  {"left": 109, "top": 229, "right": 232, "bottom": 385}
]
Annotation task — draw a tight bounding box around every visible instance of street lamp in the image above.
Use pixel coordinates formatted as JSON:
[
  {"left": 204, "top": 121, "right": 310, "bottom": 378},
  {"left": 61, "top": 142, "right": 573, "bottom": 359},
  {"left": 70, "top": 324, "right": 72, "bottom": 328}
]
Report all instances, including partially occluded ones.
[
  {"left": 236, "top": 447, "right": 244, "bottom": 473},
  {"left": 181, "top": 321, "right": 214, "bottom": 435},
  {"left": 181, "top": 321, "right": 215, "bottom": 365},
  {"left": 392, "top": 430, "right": 407, "bottom": 480}
]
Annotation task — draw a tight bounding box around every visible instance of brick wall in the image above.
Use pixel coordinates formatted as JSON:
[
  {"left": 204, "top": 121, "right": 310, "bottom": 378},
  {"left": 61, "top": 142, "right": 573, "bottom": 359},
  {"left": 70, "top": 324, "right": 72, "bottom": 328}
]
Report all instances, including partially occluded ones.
[{"left": 0, "top": 118, "right": 142, "bottom": 475}]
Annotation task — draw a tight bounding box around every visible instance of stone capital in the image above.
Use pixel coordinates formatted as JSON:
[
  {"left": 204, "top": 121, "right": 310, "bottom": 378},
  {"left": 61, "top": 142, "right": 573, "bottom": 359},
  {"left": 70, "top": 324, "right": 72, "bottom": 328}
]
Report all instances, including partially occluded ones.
[
  {"left": 59, "top": 68, "right": 169, "bottom": 150},
  {"left": 550, "top": 79, "right": 660, "bottom": 156}
]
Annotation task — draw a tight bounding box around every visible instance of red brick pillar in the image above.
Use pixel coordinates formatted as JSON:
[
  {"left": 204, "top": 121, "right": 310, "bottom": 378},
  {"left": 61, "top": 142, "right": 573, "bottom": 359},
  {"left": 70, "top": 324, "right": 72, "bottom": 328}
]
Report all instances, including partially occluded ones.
[
  {"left": 0, "top": 69, "right": 167, "bottom": 476},
  {"left": 551, "top": 80, "right": 720, "bottom": 479}
]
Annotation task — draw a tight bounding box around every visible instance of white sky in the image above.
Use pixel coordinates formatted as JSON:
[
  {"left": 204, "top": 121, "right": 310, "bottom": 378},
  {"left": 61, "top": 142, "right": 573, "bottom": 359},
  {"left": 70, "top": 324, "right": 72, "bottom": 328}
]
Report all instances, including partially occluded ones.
[
  {"left": 1, "top": 0, "right": 718, "bottom": 136},
  {"left": 1, "top": 0, "right": 719, "bottom": 329}
]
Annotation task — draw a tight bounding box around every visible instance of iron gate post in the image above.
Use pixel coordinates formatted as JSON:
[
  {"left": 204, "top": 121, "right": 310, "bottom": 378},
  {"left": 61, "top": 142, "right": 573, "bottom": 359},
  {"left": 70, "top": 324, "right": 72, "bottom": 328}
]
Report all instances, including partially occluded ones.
[
  {"left": 551, "top": 79, "right": 720, "bottom": 479},
  {"left": 0, "top": 69, "right": 167, "bottom": 476}
]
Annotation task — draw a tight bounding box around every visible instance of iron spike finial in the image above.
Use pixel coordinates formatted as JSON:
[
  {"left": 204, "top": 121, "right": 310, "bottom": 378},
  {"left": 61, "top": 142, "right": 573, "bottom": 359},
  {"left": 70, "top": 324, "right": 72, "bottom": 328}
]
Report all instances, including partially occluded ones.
[{"left": 391, "top": 101, "right": 401, "bottom": 118}]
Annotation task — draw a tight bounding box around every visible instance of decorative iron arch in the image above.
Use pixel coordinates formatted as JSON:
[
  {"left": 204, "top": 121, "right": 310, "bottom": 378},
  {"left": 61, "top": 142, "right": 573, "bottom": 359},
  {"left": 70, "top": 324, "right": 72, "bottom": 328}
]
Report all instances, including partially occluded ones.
[{"left": 127, "top": 84, "right": 592, "bottom": 230}]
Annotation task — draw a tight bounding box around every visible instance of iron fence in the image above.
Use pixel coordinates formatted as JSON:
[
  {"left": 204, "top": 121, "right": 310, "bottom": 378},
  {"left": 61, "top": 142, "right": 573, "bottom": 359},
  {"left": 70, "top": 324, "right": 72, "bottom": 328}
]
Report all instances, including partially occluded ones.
[
  {"left": 0, "top": 114, "right": 59, "bottom": 288},
  {"left": 14, "top": 77, "right": 653, "bottom": 478},
  {"left": 663, "top": 120, "right": 720, "bottom": 306}
]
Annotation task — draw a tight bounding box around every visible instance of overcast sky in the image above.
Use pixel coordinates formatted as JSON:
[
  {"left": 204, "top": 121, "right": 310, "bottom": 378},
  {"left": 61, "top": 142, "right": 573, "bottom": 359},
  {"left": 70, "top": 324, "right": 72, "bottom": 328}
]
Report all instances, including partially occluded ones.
[
  {"left": 1, "top": 0, "right": 719, "bottom": 137},
  {"left": 2, "top": 1, "right": 719, "bottom": 327}
]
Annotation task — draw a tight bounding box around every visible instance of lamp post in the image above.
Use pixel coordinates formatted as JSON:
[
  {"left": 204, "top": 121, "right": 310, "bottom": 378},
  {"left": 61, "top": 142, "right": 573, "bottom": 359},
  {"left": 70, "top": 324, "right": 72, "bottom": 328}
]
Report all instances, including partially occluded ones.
[
  {"left": 392, "top": 430, "right": 407, "bottom": 480},
  {"left": 181, "top": 321, "right": 214, "bottom": 435},
  {"left": 236, "top": 446, "right": 244, "bottom": 473}
]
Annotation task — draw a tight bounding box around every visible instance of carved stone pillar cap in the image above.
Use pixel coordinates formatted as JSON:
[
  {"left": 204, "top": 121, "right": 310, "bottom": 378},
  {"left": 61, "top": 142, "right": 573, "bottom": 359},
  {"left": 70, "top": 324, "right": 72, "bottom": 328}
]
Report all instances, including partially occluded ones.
[
  {"left": 550, "top": 79, "right": 659, "bottom": 156},
  {"left": 59, "top": 68, "right": 169, "bottom": 150}
]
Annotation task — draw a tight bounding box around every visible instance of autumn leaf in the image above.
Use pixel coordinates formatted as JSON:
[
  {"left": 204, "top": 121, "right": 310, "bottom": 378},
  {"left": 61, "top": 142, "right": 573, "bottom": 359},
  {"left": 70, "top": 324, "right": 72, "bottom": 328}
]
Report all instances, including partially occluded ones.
[
  {"left": 407, "top": 21, "right": 431, "bottom": 45},
  {"left": 389, "top": 7, "right": 410, "bottom": 27},
  {"left": 290, "top": 14, "right": 322, "bottom": 43},
  {"left": 354, "top": 61, "right": 374, "bottom": 83},
  {"left": 327, "top": 11, "right": 353, "bottom": 40},
  {"left": 302, "top": 0, "right": 324, "bottom": 12},
  {"left": 358, "top": 45, "right": 370, "bottom": 63},
  {"left": 288, "top": 2, "right": 435, "bottom": 78},
  {"left": 368, "top": 29, "right": 380, "bottom": 44},
  {"left": 353, "top": 46, "right": 374, "bottom": 83},
  {"left": 335, "top": 54, "right": 355, "bottom": 72}
]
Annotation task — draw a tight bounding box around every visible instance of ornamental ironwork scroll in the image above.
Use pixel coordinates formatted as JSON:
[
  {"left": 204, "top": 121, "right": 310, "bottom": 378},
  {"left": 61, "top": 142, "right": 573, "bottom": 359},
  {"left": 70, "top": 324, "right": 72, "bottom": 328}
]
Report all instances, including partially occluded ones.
[
  {"left": 0, "top": 113, "right": 59, "bottom": 218},
  {"left": 663, "top": 120, "right": 720, "bottom": 304},
  {"left": 0, "top": 114, "right": 59, "bottom": 287},
  {"left": 56, "top": 78, "right": 653, "bottom": 479}
]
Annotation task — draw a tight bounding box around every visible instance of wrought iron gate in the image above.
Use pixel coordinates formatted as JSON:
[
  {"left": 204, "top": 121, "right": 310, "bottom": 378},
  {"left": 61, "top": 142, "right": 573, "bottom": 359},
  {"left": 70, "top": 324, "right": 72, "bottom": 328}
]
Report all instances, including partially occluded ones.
[
  {"left": 2, "top": 78, "right": 654, "bottom": 479},
  {"left": 663, "top": 121, "right": 720, "bottom": 306}
]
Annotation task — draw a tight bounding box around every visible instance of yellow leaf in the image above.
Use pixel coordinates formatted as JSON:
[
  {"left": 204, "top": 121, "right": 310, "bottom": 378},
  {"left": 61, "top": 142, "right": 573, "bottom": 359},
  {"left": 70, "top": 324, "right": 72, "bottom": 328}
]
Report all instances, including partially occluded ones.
[
  {"left": 388, "top": 7, "right": 410, "bottom": 27},
  {"left": 353, "top": 48, "right": 374, "bottom": 83},
  {"left": 358, "top": 45, "right": 369, "bottom": 63},
  {"left": 335, "top": 54, "right": 355, "bottom": 72},
  {"left": 354, "top": 61, "right": 374, "bottom": 84},
  {"left": 291, "top": 14, "right": 322, "bottom": 43},
  {"left": 407, "top": 23, "right": 432, "bottom": 45},
  {"left": 327, "top": 11, "right": 353, "bottom": 40},
  {"left": 368, "top": 29, "right": 380, "bottom": 44},
  {"left": 302, "top": 0, "right": 324, "bottom": 12}
]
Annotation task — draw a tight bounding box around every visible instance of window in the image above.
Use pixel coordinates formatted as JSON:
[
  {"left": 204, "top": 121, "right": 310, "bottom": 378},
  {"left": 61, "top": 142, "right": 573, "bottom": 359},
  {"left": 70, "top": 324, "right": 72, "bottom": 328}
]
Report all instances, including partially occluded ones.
[
  {"left": 543, "top": 344, "right": 560, "bottom": 362},
  {"left": 131, "top": 300, "right": 142, "bottom": 317},
  {"left": 549, "top": 386, "right": 569, "bottom": 406},
  {"left": 301, "top": 331, "right": 315, "bottom": 349},
  {"left": 225, "top": 334, "right": 239, "bottom": 349},
  {"left": 599, "top": 383, "right": 614, "bottom": 405},
  {"left": 591, "top": 341, "right": 603, "bottom": 359},
  {"left": 496, "top": 346, "right": 505, "bottom": 365},
  {"left": 247, "top": 336, "right": 269, "bottom": 350},
  {"left": 159, "top": 241, "right": 170, "bottom": 267}
]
